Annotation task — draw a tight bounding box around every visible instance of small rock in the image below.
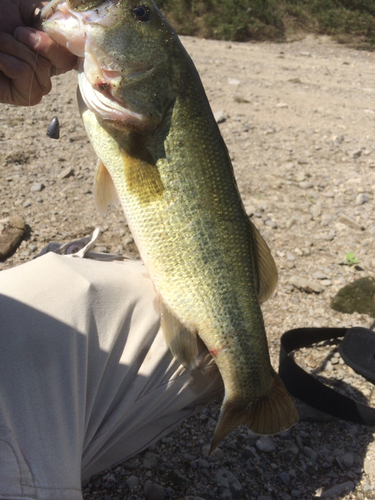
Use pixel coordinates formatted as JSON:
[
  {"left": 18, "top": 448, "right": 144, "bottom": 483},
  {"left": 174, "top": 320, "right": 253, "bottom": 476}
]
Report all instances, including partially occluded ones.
[
  {"left": 228, "top": 78, "right": 241, "bottom": 85},
  {"left": 264, "top": 218, "right": 278, "bottom": 229},
  {"left": 341, "top": 452, "right": 354, "bottom": 468},
  {"left": 356, "top": 193, "right": 368, "bottom": 205},
  {"left": 255, "top": 436, "right": 276, "bottom": 453},
  {"left": 314, "top": 271, "right": 328, "bottom": 280},
  {"left": 289, "top": 276, "right": 323, "bottom": 294},
  {"left": 278, "top": 472, "right": 290, "bottom": 485},
  {"left": 284, "top": 440, "right": 299, "bottom": 454},
  {"left": 330, "top": 277, "right": 375, "bottom": 317},
  {"left": 144, "top": 480, "right": 166, "bottom": 500},
  {"left": 310, "top": 204, "right": 322, "bottom": 218},
  {"left": 242, "top": 445, "right": 260, "bottom": 461},
  {"left": 303, "top": 446, "right": 318, "bottom": 464},
  {"left": 321, "top": 481, "right": 355, "bottom": 497},
  {"left": 322, "top": 231, "right": 336, "bottom": 241},
  {"left": 214, "top": 110, "right": 227, "bottom": 124},
  {"left": 123, "top": 235, "right": 134, "bottom": 245},
  {"left": 219, "top": 489, "right": 232, "bottom": 500},
  {"left": 170, "top": 469, "right": 188, "bottom": 486},
  {"left": 23, "top": 199, "right": 32, "bottom": 208},
  {"left": 276, "top": 102, "right": 288, "bottom": 108},
  {"left": 176, "top": 497, "right": 207, "bottom": 500},
  {"left": 58, "top": 166, "right": 75, "bottom": 179},
  {"left": 321, "top": 279, "right": 332, "bottom": 287},
  {"left": 143, "top": 451, "right": 159, "bottom": 470},
  {"left": 126, "top": 475, "right": 140, "bottom": 490},
  {"left": 299, "top": 181, "right": 313, "bottom": 189},
  {"left": 337, "top": 215, "right": 364, "bottom": 230},
  {"left": 0, "top": 216, "right": 26, "bottom": 260},
  {"left": 191, "top": 458, "right": 209, "bottom": 468},
  {"left": 215, "top": 468, "right": 243, "bottom": 499},
  {"left": 176, "top": 497, "right": 206, "bottom": 500},
  {"left": 30, "top": 182, "right": 45, "bottom": 192}
]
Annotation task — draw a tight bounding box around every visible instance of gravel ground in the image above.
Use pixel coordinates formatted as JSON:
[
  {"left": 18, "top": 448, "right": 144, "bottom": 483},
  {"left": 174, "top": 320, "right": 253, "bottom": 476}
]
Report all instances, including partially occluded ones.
[{"left": 1, "top": 34, "right": 375, "bottom": 499}]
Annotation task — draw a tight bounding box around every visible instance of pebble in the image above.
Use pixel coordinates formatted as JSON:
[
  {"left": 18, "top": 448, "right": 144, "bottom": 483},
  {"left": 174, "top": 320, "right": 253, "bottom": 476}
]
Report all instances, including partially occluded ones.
[
  {"left": 0, "top": 216, "right": 26, "bottom": 260},
  {"left": 321, "top": 481, "right": 355, "bottom": 497},
  {"left": 58, "top": 166, "right": 75, "bottom": 179},
  {"left": 126, "top": 475, "right": 140, "bottom": 490},
  {"left": 278, "top": 471, "right": 291, "bottom": 485},
  {"left": 264, "top": 218, "right": 278, "bottom": 228},
  {"left": 339, "top": 452, "right": 354, "bottom": 468},
  {"left": 228, "top": 78, "right": 241, "bottom": 85},
  {"left": 176, "top": 497, "right": 207, "bottom": 500},
  {"left": 288, "top": 275, "right": 323, "bottom": 294},
  {"left": 284, "top": 440, "right": 299, "bottom": 454},
  {"left": 337, "top": 215, "right": 364, "bottom": 230},
  {"left": 215, "top": 468, "right": 243, "bottom": 498},
  {"left": 355, "top": 192, "right": 368, "bottom": 205},
  {"left": 144, "top": 480, "right": 166, "bottom": 500},
  {"left": 143, "top": 451, "right": 159, "bottom": 470},
  {"left": 30, "top": 182, "right": 45, "bottom": 192},
  {"left": 303, "top": 446, "right": 318, "bottom": 464},
  {"left": 255, "top": 436, "right": 276, "bottom": 453},
  {"left": 310, "top": 205, "right": 322, "bottom": 218},
  {"left": 214, "top": 110, "right": 227, "bottom": 123},
  {"left": 299, "top": 181, "right": 313, "bottom": 189},
  {"left": 170, "top": 468, "right": 188, "bottom": 486}
]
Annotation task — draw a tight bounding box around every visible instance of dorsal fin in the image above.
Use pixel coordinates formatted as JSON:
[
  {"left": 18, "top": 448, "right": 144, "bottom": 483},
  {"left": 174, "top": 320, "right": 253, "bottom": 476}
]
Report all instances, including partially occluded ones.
[
  {"left": 248, "top": 219, "right": 278, "bottom": 303},
  {"left": 94, "top": 159, "right": 119, "bottom": 215},
  {"left": 160, "top": 300, "right": 198, "bottom": 368}
]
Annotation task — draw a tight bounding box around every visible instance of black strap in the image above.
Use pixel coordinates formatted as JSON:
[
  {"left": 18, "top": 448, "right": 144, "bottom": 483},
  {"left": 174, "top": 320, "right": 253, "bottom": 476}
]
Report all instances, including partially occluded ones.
[{"left": 279, "top": 327, "right": 375, "bottom": 426}]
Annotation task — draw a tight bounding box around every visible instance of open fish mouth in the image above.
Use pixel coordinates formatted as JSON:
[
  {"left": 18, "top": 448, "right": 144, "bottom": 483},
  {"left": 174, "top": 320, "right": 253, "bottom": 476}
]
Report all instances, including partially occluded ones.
[{"left": 41, "top": 0, "right": 153, "bottom": 124}]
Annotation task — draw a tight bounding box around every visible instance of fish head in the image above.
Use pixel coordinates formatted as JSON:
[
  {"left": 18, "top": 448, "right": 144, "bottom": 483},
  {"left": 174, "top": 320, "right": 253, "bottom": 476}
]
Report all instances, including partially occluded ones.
[{"left": 42, "top": 0, "right": 183, "bottom": 131}]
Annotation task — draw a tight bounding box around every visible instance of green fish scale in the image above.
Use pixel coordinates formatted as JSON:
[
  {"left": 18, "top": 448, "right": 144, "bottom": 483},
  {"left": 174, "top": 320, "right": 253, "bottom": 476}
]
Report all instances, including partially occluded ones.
[{"left": 119, "top": 83, "right": 272, "bottom": 396}]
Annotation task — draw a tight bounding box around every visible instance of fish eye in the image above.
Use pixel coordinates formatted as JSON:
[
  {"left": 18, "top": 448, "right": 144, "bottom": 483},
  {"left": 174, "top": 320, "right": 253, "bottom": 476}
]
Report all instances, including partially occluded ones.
[{"left": 133, "top": 5, "right": 151, "bottom": 21}]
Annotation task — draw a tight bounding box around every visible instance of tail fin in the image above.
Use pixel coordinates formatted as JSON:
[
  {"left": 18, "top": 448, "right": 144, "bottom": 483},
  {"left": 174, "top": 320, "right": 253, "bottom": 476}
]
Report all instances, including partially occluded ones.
[{"left": 209, "top": 373, "right": 299, "bottom": 454}]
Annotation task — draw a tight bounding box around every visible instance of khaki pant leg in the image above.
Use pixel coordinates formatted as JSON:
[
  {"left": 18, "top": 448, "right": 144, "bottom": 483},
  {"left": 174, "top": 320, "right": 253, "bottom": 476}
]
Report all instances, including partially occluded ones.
[{"left": 0, "top": 254, "right": 222, "bottom": 498}]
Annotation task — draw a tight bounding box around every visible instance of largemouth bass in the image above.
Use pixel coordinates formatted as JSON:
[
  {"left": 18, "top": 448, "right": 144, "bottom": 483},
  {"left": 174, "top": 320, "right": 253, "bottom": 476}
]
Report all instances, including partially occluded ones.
[{"left": 41, "top": 0, "right": 298, "bottom": 453}]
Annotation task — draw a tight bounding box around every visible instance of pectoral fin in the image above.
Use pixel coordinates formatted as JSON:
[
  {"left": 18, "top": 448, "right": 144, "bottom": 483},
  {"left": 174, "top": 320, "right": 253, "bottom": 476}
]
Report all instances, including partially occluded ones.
[
  {"left": 160, "top": 302, "right": 198, "bottom": 368},
  {"left": 248, "top": 219, "right": 278, "bottom": 303},
  {"left": 94, "top": 160, "right": 119, "bottom": 215}
]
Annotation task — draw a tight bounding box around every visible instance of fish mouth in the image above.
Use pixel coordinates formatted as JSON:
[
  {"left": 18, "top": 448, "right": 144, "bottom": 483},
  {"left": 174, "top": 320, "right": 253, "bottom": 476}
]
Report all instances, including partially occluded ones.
[{"left": 41, "top": 0, "right": 153, "bottom": 124}]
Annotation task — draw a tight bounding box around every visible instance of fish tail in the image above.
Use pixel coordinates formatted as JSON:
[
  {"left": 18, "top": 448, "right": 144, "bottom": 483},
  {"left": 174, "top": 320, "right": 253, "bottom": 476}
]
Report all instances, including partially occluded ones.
[{"left": 209, "top": 372, "right": 299, "bottom": 454}]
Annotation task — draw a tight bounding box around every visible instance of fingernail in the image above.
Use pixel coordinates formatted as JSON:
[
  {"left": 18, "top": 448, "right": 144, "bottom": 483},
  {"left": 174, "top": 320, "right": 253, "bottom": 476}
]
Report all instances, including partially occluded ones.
[{"left": 14, "top": 27, "right": 41, "bottom": 48}]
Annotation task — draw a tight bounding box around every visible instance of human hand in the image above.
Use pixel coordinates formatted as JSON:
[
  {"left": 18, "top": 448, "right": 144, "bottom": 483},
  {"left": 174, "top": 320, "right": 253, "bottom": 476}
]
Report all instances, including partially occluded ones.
[{"left": 0, "top": 1, "right": 77, "bottom": 105}]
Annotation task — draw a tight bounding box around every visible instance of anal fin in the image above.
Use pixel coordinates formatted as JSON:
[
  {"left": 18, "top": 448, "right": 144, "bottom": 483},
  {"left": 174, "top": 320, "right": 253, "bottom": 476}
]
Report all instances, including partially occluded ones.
[
  {"left": 160, "top": 302, "right": 198, "bottom": 368},
  {"left": 94, "top": 159, "right": 119, "bottom": 215}
]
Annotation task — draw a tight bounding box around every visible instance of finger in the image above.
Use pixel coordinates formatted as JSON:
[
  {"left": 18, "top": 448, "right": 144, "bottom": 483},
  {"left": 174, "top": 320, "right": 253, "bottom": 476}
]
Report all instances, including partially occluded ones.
[
  {"left": 0, "top": 31, "right": 52, "bottom": 99},
  {"left": 15, "top": 27, "right": 77, "bottom": 74},
  {"left": 0, "top": 52, "right": 51, "bottom": 106},
  {"left": 0, "top": 32, "right": 39, "bottom": 70}
]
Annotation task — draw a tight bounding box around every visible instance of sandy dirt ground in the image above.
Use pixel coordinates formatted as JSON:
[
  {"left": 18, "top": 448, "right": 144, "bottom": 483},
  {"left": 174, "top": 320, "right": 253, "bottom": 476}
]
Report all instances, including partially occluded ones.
[{"left": 1, "top": 34, "right": 375, "bottom": 499}]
